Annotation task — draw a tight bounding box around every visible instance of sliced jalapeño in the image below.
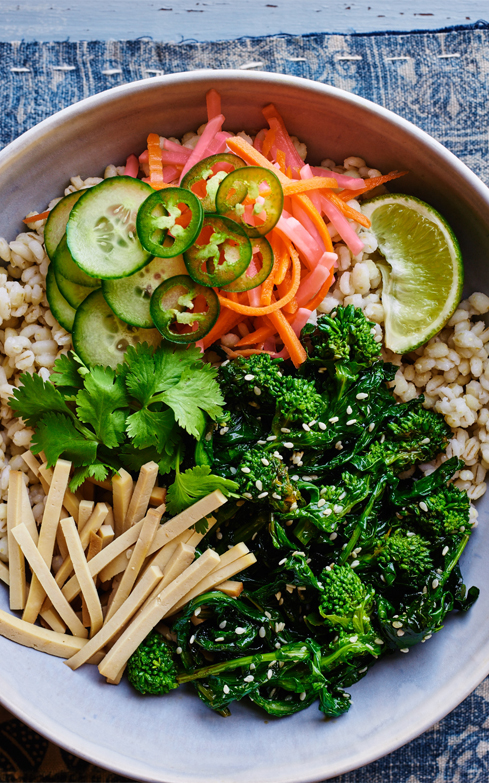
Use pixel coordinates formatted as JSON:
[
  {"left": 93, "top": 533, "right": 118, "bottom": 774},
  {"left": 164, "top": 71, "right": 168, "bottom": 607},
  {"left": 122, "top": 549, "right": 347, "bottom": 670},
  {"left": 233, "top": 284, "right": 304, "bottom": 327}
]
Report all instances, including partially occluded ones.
[
  {"left": 149, "top": 274, "right": 219, "bottom": 344},
  {"left": 136, "top": 187, "right": 203, "bottom": 258},
  {"left": 183, "top": 215, "right": 252, "bottom": 288},
  {"left": 216, "top": 166, "right": 284, "bottom": 237},
  {"left": 180, "top": 153, "right": 246, "bottom": 212},
  {"left": 221, "top": 236, "right": 274, "bottom": 293}
]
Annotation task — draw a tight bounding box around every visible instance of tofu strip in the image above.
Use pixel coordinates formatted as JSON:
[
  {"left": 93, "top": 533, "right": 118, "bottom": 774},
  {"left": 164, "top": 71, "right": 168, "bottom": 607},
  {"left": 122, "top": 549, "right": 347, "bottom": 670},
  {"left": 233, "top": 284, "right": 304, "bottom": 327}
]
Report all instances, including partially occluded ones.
[
  {"left": 12, "top": 523, "right": 88, "bottom": 638},
  {"left": 62, "top": 519, "right": 145, "bottom": 603},
  {"left": 0, "top": 561, "right": 10, "bottom": 586},
  {"left": 216, "top": 580, "right": 244, "bottom": 598},
  {"left": 98, "top": 525, "right": 114, "bottom": 548},
  {"left": 7, "top": 471, "right": 27, "bottom": 611},
  {"left": 112, "top": 468, "right": 133, "bottom": 537},
  {"left": 77, "top": 500, "right": 94, "bottom": 533},
  {"left": 61, "top": 517, "right": 104, "bottom": 638},
  {"left": 40, "top": 607, "right": 66, "bottom": 634},
  {"left": 65, "top": 565, "right": 164, "bottom": 671},
  {"left": 54, "top": 503, "right": 108, "bottom": 588},
  {"left": 170, "top": 549, "right": 256, "bottom": 614},
  {"left": 23, "top": 459, "right": 71, "bottom": 624},
  {"left": 21, "top": 450, "right": 41, "bottom": 476},
  {"left": 38, "top": 462, "right": 79, "bottom": 525},
  {"left": 141, "top": 543, "right": 195, "bottom": 608},
  {"left": 99, "top": 504, "right": 165, "bottom": 583},
  {"left": 124, "top": 461, "right": 159, "bottom": 531},
  {"left": 20, "top": 477, "right": 38, "bottom": 545},
  {"left": 98, "top": 549, "right": 220, "bottom": 680},
  {"left": 0, "top": 608, "right": 100, "bottom": 660},
  {"left": 105, "top": 508, "right": 161, "bottom": 624}
]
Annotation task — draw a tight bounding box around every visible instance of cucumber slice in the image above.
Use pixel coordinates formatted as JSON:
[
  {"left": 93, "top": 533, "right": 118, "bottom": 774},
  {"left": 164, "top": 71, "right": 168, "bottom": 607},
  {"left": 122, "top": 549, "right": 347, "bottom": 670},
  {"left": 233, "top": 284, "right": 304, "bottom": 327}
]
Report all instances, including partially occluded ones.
[
  {"left": 73, "top": 289, "right": 161, "bottom": 369},
  {"left": 102, "top": 254, "right": 187, "bottom": 328},
  {"left": 44, "top": 191, "right": 84, "bottom": 261},
  {"left": 45, "top": 264, "right": 76, "bottom": 332},
  {"left": 55, "top": 268, "right": 96, "bottom": 309},
  {"left": 53, "top": 235, "right": 101, "bottom": 288},
  {"left": 67, "top": 176, "right": 153, "bottom": 279}
]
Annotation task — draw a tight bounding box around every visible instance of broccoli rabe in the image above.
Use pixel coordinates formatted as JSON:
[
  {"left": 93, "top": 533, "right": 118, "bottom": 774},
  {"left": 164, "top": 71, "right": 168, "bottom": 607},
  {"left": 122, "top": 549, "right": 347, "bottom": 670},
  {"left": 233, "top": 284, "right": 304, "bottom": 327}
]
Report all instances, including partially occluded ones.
[
  {"left": 358, "top": 530, "right": 433, "bottom": 587},
  {"left": 237, "top": 447, "right": 302, "bottom": 512},
  {"left": 271, "top": 376, "right": 326, "bottom": 435},
  {"left": 218, "top": 353, "right": 284, "bottom": 410},
  {"left": 302, "top": 305, "right": 381, "bottom": 367},
  {"left": 319, "top": 564, "right": 369, "bottom": 626},
  {"left": 127, "top": 631, "right": 179, "bottom": 695}
]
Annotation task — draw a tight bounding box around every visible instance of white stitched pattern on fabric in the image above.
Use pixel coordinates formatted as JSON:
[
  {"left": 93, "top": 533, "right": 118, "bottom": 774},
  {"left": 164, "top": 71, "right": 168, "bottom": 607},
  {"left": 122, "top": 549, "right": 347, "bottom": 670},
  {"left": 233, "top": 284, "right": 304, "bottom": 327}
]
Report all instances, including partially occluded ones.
[
  {"left": 336, "top": 55, "right": 362, "bottom": 61},
  {"left": 239, "top": 62, "right": 264, "bottom": 69},
  {"left": 52, "top": 65, "right": 76, "bottom": 71},
  {"left": 438, "top": 53, "right": 461, "bottom": 58},
  {"left": 102, "top": 69, "right": 122, "bottom": 75},
  {"left": 10, "top": 68, "right": 30, "bottom": 73}
]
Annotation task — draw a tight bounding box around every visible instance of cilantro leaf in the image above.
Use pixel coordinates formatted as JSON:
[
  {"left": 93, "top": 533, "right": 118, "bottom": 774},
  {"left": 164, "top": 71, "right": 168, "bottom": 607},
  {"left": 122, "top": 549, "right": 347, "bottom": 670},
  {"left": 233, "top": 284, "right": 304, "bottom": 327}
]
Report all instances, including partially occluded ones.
[
  {"left": 50, "top": 353, "right": 84, "bottom": 394},
  {"left": 160, "top": 364, "right": 224, "bottom": 438},
  {"left": 31, "top": 412, "right": 98, "bottom": 467},
  {"left": 76, "top": 366, "right": 128, "bottom": 448},
  {"left": 69, "top": 463, "right": 110, "bottom": 492},
  {"left": 119, "top": 443, "right": 179, "bottom": 475},
  {"left": 125, "top": 407, "right": 177, "bottom": 451},
  {"left": 123, "top": 342, "right": 204, "bottom": 406},
  {"left": 166, "top": 465, "right": 239, "bottom": 516},
  {"left": 10, "top": 374, "right": 74, "bottom": 426}
]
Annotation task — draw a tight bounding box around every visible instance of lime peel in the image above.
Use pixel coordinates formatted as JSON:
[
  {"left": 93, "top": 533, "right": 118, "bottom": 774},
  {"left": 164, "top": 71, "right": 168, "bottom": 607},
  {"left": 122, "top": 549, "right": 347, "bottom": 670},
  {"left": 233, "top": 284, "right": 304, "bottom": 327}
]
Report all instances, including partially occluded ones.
[{"left": 361, "top": 194, "right": 463, "bottom": 354}]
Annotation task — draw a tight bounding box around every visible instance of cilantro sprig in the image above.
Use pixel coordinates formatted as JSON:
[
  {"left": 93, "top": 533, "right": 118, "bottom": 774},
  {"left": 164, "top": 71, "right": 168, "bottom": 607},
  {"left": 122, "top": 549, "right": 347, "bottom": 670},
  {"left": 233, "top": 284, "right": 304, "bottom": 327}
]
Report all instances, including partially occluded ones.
[{"left": 10, "top": 344, "right": 238, "bottom": 506}]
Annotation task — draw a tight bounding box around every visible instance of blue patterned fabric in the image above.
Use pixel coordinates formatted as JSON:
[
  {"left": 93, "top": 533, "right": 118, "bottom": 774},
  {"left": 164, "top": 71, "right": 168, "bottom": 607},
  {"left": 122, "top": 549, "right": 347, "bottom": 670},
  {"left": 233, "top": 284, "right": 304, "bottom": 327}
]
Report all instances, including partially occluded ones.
[{"left": 1, "top": 24, "right": 489, "bottom": 783}]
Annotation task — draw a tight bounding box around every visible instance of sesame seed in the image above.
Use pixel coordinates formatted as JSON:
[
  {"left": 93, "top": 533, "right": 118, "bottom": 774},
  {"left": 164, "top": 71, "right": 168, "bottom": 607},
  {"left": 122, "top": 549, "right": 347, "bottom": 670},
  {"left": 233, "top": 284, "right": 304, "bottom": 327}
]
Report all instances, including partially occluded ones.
[
  {"left": 190, "top": 635, "right": 195, "bottom": 644},
  {"left": 257, "top": 440, "right": 267, "bottom": 445},
  {"left": 267, "top": 669, "right": 273, "bottom": 679},
  {"left": 241, "top": 466, "right": 251, "bottom": 474},
  {"left": 380, "top": 575, "right": 385, "bottom": 582},
  {"left": 406, "top": 531, "right": 415, "bottom": 537},
  {"left": 359, "top": 666, "right": 368, "bottom": 673},
  {"left": 215, "top": 637, "right": 225, "bottom": 642},
  {"left": 460, "top": 526, "right": 465, "bottom": 532},
  {"left": 400, "top": 648, "right": 410, "bottom": 653},
  {"left": 323, "top": 508, "right": 333, "bottom": 517},
  {"left": 308, "top": 420, "right": 317, "bottom": 427},
  {"left": 318, "top": 422, "right": 327, "bottom": 430},
  {"left": 265, "top": 611, "right": 272, "bottom": 619},
  {"left": 281, "top": 427, "right": 291, "bottom": 433},
  {"left": 290, "top": 501, "right": 298, "bottom": 510},
  {"left": 216, "top": 531, "right": 223, "bottom": 540},
  {"left": 223, "top": 684, "right": 230, "bottom": 694},
  {"left": 350, "top": 635, "right": 358, "bottom": 643},
  {"left": 380, "top": 434, "right": 385, "bottom": 443},
  {"left": 351, "top": 559, "right": 360, "bottom": 568},
  {"left": 423, "top": 586, "right": 428, "bottom": 594},
  {"left": 243, "top": 492, "right": 253, "bottom": 499},
  {"left": 258, "top": 491, "right": 269, "bottom": 499},
  {"left": 252, "top": 532, "right": 258, "bottom": 540},
  {"left": 279, "top": 557, "right": 287, "bottom": 566},
  {"left": 356, "top": 393, "right": 368, "bottom": 400},
  {"left": 283, "top": 441, "right": 294, "bottom": 449},
  {"left": 277, "top": 371, "right": 283, "bottom": 377},
  {"left": 329, "top": 416, "right": 339, "bottom": 423},
  {"left": 346, "top": 419, "right": 357, "bottom": 426},
  {"left": 236, "top": 627, "right": 246, "bottom": 635},
  {"left": 333, "top": 504, "right": 343, "bottom": 513},
  {"left": 442, "top": 546, "right": 449, "bottom": 556},
  {"left": 221, "top": 360, "right": 230, "bottom": 367},
  {"left": 374, "top": 638, "right": 384, "bottom": 645},
  {"left": 261, "top": 458, "right": 270, "bottom": 466},
  {"left": 275, "top": 592, "right": 282, "bottom": 600},
  {"left": 432, "top": 579, "right": 439, "bottom": 589},
  {"left": 368, "top": 422, "right": 375, "bottom": 431},
  {"left": 194, "top": 607, "right": 201, "bottom": 617},
  {"left": 219, "top": 621, "right": 227, "bottom": 629},
  {"left": 302, "top": 476, "right": 313, "bottom": 481},
  {"left": 255, "top": 479, "right": 263, "bottom": 491},
  {"left": 272, "top": 451, "right": 283, "bottom": 459},
  {"left": 346, "top": 406, "right": 353, "bottom": 415},
  {"left": 318, "top": 366, "right": 327, "bottom": 373},
  {"left": 244, "top": 374, "right": 255, "bottom": 381},
  {"left": 291, "top": 474, "right": 299, "bottom": 481},
  {"left": 329, "top": 531, "right": 337, "bottom": 540},
  {"left": 267, "top": 435, "right": 277, "bottom": 441},
  {"left": 244, "top": 675, "right": 254, "bottom": 682},
  {"left": 335, "top": 441, "right": 343, "bottom": 450},
  {"left": 176, "top": 647, "right": 183, "bottom": 654},
  {"left": 300, "top": 692, "right": 307, "bottom": 701},
  {"left": 275, "top": 642, "right": 281, "bottom": 649},
  {"left": 259, "top": 626, "right": 266, "bottom": 637},
  {"left": 302, "top": 423, "right": 311, "bottom": 432},
  {"left": 219, "top": 426, "right": 229, "bottom": 435},
  {"left": 317, "top": 498, "right": 326, "bottom": 508},
  {"left": 419, "top": 501, "right": 428, "bottom": 512},
  {"left": 272, "top": 492, "right": 281, "bottom": 500},
  {"left": 397, "top": 629, "right": 405, "bottom": 637},
  {"left": 254, "top": 386, "right": 261, "bottom": 396},
  {"left": 392, "top": 620, "right": 403, "bottom": 628},
  {"left": 205, "top": 432, "right": 212, "bottom": 441},
  {"left": 421, "top": 437, "right": 430, "bottom": 445}
]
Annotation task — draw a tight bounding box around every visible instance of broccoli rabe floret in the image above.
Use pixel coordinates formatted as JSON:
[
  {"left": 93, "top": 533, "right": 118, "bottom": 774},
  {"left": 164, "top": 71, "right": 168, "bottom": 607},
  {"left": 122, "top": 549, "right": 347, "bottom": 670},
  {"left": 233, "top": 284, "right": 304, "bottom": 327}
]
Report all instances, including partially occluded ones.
[
  {"left": 303, "top": 305, "right": 381, "bottom": 366},
  {"left": 237, "top": 447, "right": 301, "bottom": 512},
  {"left": 397, "top": 483, "right": 470, "bottom": 539},
  {"left": 319, "top": 565, "right": 367, "bottom": 620},
  {"left": 271, "top": 376, "right": 326, "bottom": 434},
  {"left": 219, "top": 353, "right": 284, "bottom": 410},
  {"left": 127, "top": 631, "right": 179, "bottom": 695},
  {"left": 364, "top": 530, "right": 433, "bottom": 587}
]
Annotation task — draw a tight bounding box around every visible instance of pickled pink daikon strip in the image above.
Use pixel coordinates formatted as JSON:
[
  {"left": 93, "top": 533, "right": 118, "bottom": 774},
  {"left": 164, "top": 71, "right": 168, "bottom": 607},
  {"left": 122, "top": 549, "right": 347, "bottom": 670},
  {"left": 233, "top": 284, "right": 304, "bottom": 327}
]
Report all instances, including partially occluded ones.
[
  {"left": 253, "top": 129, "right": 267, "bottom": 153},
  {"left": 291, "top": 199, "right": 325, "bottom": 253},
  {"left": 247, "top": 286, "right": 262, "bottom": 307},
  {"left": 206, "top": 89, "right": 221, "bottom": 121},
  {"left": 290, "top": 308, "right": 314, "bottom": 337},
  {"left": 163, "top": 138, "right": 192, "bottom": 158},
  {"left": 163, "top": 166, "right": 179, "bottom": 183},
  {"left": 262, "top": 105, "right": 304, "bottom": 173},
  {"left": 275, "top": 212, "right": 323, "bottom": 269},
  {"left": 124, "top": 154, "right": 139, "bottom": 178},
  {"left": 203, "top": 131, "right": 233, "bottom": 157},
  {"left": 179, "top": 114, "right": 225, "bottom": 183},
  {"left": 263, "top": 337, "right": 277, "bottom": 352},
  {"left": 310, "top": 166, "right": 365, "bottom": 190},
  {"left": 161, "top": 149, "right": 189, "bottom": 166},
  {"left": 318, "top": 194, "right": 364, "bottom": 256},
  {"left": 295, "top": 254, "right": 336, "bottom": 308}
]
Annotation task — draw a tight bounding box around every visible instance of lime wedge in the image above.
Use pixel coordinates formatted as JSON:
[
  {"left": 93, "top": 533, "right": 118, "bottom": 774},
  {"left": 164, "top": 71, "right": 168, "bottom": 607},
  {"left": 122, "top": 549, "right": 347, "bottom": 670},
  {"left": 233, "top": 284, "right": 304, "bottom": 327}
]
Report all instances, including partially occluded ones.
[{"left": 361, "top": 194, "right": 463, "bottom": 354}]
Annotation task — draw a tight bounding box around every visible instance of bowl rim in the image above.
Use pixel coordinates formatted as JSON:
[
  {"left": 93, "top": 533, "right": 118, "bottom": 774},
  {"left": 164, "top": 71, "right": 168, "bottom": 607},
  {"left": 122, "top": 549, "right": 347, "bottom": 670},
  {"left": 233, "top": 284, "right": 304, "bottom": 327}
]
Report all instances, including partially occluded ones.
[{"left": 0, "top": 68, "right": 489, "bottom": 783}]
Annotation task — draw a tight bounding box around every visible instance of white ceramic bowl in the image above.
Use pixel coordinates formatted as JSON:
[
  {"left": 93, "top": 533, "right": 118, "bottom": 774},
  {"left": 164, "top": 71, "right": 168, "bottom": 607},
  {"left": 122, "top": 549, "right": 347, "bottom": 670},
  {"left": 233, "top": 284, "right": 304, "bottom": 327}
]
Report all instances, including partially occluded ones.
[{"left": 0, "top": 70, "right": 488, "bottom": 783}]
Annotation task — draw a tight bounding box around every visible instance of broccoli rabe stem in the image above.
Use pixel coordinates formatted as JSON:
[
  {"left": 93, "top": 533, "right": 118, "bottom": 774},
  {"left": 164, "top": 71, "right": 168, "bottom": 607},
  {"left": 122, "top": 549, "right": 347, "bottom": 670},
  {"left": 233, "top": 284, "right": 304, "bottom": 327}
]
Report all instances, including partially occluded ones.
[
  {"left": 442, "top": 533, "right": 470, "bottom": 586},
  {"left": 339, "top": 475, "right": 389, "bottom": 564},
  {"left": 178, "top": 646, "right": 310, "bottom": 683}
]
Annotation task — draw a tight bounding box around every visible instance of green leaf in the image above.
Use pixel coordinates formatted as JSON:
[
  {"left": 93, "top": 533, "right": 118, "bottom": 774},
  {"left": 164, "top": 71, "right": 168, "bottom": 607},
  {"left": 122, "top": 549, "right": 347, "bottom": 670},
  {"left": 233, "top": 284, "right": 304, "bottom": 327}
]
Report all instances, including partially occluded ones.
[
  {"left": 124, "top": 342, "right": 206, "bottom": 407},
  {"left": 125, "top": 407, "right": 177, "bottom": 451},
  {"left": 76, "top": 365, "right": 128, "bottom": 448},
  {"left": 166, "top": 465, "right": 239, "bottom": 516},
  {"left": 160, "top": 365, "right": 224, "bottom": 438},
  {"left": 69, "top": 463, "right": 110, "bottom": 492},
  {"left": 50, "top": 353, "right": 84, "bottom": 394},
  {"left": 10, "top": 373, "right": 74, "bottom": 426},
  {"left": 31, "top": 412, "right": 98, "bottom": 467},
  {"left": 119, "top": 443, "right": 179, "bottom": 475}
]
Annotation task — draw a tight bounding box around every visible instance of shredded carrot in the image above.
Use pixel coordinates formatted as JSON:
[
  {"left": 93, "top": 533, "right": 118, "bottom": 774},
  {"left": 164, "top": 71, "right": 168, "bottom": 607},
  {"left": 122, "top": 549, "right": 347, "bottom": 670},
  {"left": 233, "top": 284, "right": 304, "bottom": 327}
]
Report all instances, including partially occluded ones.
[
  {"left": 218, "top": 242, "right": 301, "bottom": 316},
  {"left": 202, "top": 309, "right": 244, "bottom": 349},
  {"left": 339, "top": 170, "right": 408, "bottom": 201},
  {"left": 262, "top": 128, "right": 276, "bottom": 159},
  {"left": 274, "top": 238, "right": 291, "bottom": 287},
  {"left": 322, "top": 190, "right": 371, "bottom": 228},
  {"left": 260, "top": 235, "right": 281, "bottom": 306},
  {"left": 147, "top": 133, "right": 167, "bottom": 190},
  {"left": 222, "top": 346, "right": 271, "bottom": 359},
  {"left": 294, "top": 193, "right": 335, "bottom": 252},
  {"left": 23, "top": 210, "right": 50, "bottom": 224},
  {"left": 283, "top": 297, "right": 299, "bottom": 316},
  {"left": 283, "top": 177, "right": 338, "bottom": 196},
  {"left": 267, "top": 308, "right": 307, "bottom": 368},
  {"left": 236, "top": 322, "right": 276, "bottom": 347},
  {"left": 276, "top": 149, "right": 286, "bottom": 173},
  {"left": 226, "top": 137, "right": 290, "bottom": 185},
  {"left": 303, "top": 269, "right": 335, "bottom": 311}
]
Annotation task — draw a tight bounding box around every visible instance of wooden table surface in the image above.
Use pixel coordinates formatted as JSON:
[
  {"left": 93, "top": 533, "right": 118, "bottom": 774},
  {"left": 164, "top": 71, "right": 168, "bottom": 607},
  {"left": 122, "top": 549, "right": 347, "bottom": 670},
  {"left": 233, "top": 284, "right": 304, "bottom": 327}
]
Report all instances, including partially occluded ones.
[{"left": 0, "top": 0, "right": 487, "bottom": 42}]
